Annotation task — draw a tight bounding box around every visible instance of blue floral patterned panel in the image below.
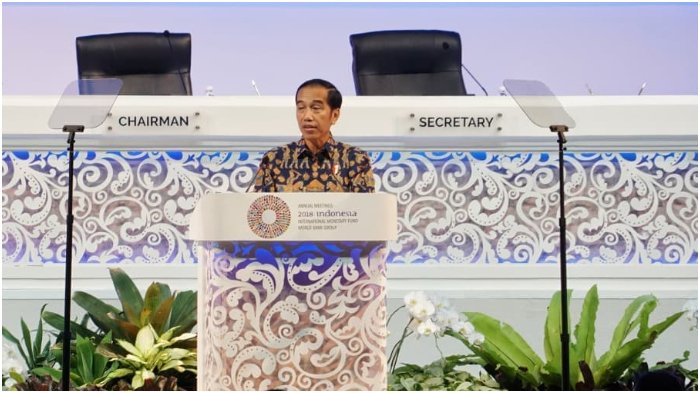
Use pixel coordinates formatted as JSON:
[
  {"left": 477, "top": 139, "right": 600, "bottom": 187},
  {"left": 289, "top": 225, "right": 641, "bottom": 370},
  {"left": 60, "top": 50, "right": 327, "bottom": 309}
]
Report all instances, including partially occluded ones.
[
  {"left": 2, "top": 150, "right": 697, "bottom": 265},
  {"left": 198, "top": 240, "right": 387, "bottom": 390}
]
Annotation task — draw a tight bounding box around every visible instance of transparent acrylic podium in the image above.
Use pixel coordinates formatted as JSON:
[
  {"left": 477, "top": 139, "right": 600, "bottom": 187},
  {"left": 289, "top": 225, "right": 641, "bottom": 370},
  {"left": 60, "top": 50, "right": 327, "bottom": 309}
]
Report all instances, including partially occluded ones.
[
  {"left": 504, "top": 79, "right": 576, "bottom": 390},
  {"left": 189, "top": 192, "right": 397, "bottom": 390},
  {"left": 48, "top": 78, "right": 122, "bottom": 391}
]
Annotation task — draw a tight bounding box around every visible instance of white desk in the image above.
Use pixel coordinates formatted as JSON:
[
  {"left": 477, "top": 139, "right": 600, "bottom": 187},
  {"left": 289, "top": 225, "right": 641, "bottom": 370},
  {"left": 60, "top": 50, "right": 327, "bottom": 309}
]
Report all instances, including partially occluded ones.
[{"left": 3, "top": 95, "right": 697, "bottom": 151}]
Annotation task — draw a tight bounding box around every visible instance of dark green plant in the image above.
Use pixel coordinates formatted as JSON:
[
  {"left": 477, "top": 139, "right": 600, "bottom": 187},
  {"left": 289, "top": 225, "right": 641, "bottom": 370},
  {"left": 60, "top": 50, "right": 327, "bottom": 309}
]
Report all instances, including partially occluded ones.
[
  {"left": 388, "top": 355, "right": 499, "bottom": 391},
  {"left": 619, "top": 351, "right": 698, "bottom": 391},
  {"left": 32, "top": 332, "right": 119, "bottom": 390},
  {"left": 43, "top": 267, "right": 197, "bottom": 342},
  {"left": 446, "top": 285, "right": 685, "bottom": 390},
  {"left": 2, "top": 304, "right": 55, "bottom": 372},
  {"left": 42, "top": 312, "right": 98, "bottom": 342}
]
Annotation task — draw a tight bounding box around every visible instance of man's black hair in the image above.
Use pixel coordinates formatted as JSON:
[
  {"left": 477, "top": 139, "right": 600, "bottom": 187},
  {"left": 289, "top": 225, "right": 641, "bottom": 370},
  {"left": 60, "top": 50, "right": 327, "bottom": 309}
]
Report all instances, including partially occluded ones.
[{"left": 295, "top": 79, "right": 342, "bottom": 110}]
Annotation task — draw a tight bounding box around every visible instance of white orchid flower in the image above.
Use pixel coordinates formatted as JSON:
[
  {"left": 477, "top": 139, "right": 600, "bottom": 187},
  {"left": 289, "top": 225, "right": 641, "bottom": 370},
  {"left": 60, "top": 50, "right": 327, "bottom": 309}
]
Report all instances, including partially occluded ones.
[
  {"left": 682, "top": 299, "right": 698, "bottom": 330},
  {"left": 416, "top": 319, "right": 440, "bottom": 337},
  {"left": 434, "top": 309, "right": 461, "bottom": 331},
  {"left": 466, "top": 331, "right": 485, "bottom": 346},
  {"left": 428, "top": 293, "right": 451, "bottom": 311},
  {"left": 403, "top": 291, "right": 429, "bottom": 309},
  {"left": 408, "top": 299, "right": 436, "bottom": 321},
  {"left": 2, "top": 340, "right": 26, "bottom": 377},
  {"left": 451, "top": 320, "right": 476, "bottom": 337}
]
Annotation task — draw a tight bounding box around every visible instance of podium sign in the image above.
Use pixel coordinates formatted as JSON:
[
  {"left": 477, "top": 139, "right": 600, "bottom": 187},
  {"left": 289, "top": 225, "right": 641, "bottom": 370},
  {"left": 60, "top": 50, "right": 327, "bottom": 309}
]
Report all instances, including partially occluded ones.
[
  {"left": 190, "top": 193, "right": 397, "bottom": 390},
  {"left": 190, "top": 192, "right": 397, "bottom": 241}
]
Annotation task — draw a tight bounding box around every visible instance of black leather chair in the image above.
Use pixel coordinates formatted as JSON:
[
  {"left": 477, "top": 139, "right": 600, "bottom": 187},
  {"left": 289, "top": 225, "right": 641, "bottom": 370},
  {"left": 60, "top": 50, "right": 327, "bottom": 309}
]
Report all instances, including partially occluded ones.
[
  {"left": 349, "top": 30, "right": 467, "bottom": 96},
  {"left": 76, "top": 32, "right": 192, "bottom": 95}
]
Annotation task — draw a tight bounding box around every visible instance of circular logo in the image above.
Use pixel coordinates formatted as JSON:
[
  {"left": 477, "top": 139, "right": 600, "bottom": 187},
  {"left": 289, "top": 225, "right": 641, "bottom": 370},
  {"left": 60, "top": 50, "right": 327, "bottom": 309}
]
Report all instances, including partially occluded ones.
[{"left": 247, "top": 195, "right": 291, "bottom": 239}]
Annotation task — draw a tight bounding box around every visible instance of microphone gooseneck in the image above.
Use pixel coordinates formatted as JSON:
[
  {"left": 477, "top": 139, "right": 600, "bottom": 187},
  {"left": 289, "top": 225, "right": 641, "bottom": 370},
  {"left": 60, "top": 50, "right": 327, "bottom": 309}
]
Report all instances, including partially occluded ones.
[
  {"left": 638, "top": 82, "right": 647, "bottom": 96},
  {"left": 251, "top": 80, "right": 262, "bottom": 96},
  {"left": 461, "top": 64, "right": 488, "bottom": 96}
]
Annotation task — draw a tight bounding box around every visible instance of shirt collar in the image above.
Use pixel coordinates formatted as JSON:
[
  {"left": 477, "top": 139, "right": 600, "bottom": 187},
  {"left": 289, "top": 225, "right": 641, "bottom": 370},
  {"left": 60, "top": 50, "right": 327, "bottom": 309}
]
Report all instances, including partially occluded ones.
[{"left": 296, "top": 136, "right": 337, "bottom": 160}]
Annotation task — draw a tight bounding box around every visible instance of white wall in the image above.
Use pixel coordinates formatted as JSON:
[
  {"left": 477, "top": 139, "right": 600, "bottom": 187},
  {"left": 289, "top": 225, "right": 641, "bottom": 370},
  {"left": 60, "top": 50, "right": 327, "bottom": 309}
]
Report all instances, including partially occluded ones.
[
  {"left": 3, "top": 264, "right": 697, "bottom": 370},
  {"left": 2, "top": 2, "right": 697, "bottom": 96}
]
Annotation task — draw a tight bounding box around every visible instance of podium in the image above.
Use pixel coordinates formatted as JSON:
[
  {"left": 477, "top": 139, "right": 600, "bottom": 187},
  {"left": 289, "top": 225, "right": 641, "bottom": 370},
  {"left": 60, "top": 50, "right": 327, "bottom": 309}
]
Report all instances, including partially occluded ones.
[{"left": 189, "top": 192, "right": 397, "bottom": 390}]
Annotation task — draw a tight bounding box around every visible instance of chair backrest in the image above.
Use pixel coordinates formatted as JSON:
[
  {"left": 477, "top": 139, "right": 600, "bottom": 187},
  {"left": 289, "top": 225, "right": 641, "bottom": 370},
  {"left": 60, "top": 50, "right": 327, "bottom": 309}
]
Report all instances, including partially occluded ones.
[
  {"left": 349, "top": 30, "right": 467, "bottom": 96},
  {"left": 76, "top": 32, "right": 192, "bottom": 95}
]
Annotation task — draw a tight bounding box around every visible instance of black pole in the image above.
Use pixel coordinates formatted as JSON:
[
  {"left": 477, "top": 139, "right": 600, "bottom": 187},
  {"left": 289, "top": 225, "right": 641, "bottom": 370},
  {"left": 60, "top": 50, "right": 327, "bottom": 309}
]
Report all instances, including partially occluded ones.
[
  {"left": 62, "top": 125, "right": 84, "bottom": 391},
  {"left": 551, "top": 125, "right": 570, "bottom": 390}
]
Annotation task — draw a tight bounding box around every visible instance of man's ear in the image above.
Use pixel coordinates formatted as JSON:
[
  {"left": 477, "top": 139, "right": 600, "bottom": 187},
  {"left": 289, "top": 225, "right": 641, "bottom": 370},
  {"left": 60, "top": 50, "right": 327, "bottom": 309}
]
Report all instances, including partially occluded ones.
[{"left": 331, "top": 108, "right": 341, "bottom": 124}]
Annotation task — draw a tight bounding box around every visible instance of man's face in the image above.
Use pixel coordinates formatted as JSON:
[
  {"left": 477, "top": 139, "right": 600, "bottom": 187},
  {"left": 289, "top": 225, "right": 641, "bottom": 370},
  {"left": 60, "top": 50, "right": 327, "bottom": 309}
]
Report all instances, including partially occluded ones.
[{"left": 296, "top": 85, "right": 340, "bottom": 146}]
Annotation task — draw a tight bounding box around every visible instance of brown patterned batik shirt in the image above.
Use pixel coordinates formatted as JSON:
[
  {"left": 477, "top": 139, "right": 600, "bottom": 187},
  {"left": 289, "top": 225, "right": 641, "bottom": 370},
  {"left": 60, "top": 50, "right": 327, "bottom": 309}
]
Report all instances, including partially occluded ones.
[{"left": 252, "top": 137, "right": 375, "bottom": 193}]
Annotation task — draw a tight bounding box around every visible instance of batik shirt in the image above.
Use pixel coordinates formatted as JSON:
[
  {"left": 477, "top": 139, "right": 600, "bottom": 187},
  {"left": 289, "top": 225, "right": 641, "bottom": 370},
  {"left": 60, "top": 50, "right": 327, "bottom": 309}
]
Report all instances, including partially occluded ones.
[{"left": 252, "top": 137, "right": 375, "bottom": 193}]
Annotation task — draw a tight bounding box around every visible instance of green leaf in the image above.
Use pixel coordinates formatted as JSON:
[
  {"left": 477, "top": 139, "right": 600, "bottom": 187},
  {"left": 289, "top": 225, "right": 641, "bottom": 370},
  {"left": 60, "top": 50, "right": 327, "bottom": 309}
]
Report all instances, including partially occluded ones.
[
  {"left": 635, "top": 298, "right": 658, "bottom": 339},
  {"left": 42, "top": 310, "right": 99, "bottom": 340},
  {"left": 32, "top": 304, "right": 47, "bottom": 362},
  {"left": 573, "top": 285, "right": 599, "bottom": 373},
  {"left": 96, "top": 341, "right": 125, "bottom": 359},
  {"left": 20, "top": 318, "right": 36, "bottom": 367},
  {"left": 109, "top": 267, "right": 144, "bottom": 326},
  {"left": 2, "top": 325, "right": 20, "bottom": 345},
  {"left": 76, "top": 335, "right": 95, "bottom": 383},
  {"left": 92, "top": 332, "right": 113, "bottom": 379},
  {"left": 469, "top": 312, "right": 543, "bottom": 373},
  {"left": 648, "top": 312, "right": 684, "bottom": 339},
  {"left": 116, "top": 339, "right": 143, "bottom": 357},
  {"left": 543, "top": 290, "right": 571, "bottom": 369},
  {"left": 422, "top": 376, "right": 444, "bottom": 388},
  {"left": 598, "top": 294, "right": 655, "bottom": 367},
  {"left": 145, "top": 284, "right": 171, "bottom": 313},
  {"left": 541, "top": 289, "right": 580, "bottom": 389},
  {"left": 450, "top": 312, "right": 543, "bottom": 389},
  {"left": 169, "top": 290, "right": 197, "bottom": 334},
  {"left": 141, "top": 283, "right": 170, "bottom": 326},
  {"left": 97, "top": 368, "right": 133, "bottom": 387},
  {"left": 594, "top": 309, "right": 684, "bottom": 386},
  {"left": 32, "top": 366, "right": 62, "bottom": 381},
  {"left": 400, "top": 377, "right": 417, "bottom": 391},
  {"left": 150, "top": 295, "right": 175, "bottom": 334},
  {"left": 110, "top": 318, "right": 140, "bottom": 342},
  {"left": 73, "top": 290, "right": 122, "bottom": 333}
]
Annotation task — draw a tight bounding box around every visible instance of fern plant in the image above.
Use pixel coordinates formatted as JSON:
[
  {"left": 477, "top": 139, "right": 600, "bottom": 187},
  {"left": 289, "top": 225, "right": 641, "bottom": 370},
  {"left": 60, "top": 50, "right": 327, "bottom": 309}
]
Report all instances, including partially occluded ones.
[{"left": 446, "top": 285, "right": 685, "bottom": 390}]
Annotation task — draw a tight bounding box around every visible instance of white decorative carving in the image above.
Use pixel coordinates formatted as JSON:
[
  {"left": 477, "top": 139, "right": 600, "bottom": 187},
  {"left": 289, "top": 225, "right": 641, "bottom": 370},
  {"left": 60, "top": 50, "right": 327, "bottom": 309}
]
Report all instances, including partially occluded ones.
[
  {"left": 198, "top": 242, "right": 387, "bottom": 390},
  {"left": 2, "top": 151, "right": 697, "bottom": 265}
]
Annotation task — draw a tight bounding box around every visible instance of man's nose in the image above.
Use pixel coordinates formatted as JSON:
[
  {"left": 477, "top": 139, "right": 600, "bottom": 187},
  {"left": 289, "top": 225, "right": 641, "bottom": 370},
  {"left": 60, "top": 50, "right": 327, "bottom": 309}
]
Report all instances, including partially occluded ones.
[{"left": 302, "top": 108, "right": 314, "bottom": 120}]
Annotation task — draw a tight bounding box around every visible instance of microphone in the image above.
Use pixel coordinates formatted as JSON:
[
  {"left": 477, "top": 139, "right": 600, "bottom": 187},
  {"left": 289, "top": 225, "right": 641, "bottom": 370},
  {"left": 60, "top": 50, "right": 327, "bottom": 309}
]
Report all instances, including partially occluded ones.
[
  {"left": 461, "top": 64, "right": 488, "bottom": 96},
  {"left": 251, "top": 80, "right": 262, "bottom": 96},
  {"left": 163, "top": 30, "right": 189, "bottom": 95},
  {"left": 637, "top": 82, "right": 647, "bottom": 96},
  {"left": 585, "top": 83, "right": 594, "bottom": 95}
]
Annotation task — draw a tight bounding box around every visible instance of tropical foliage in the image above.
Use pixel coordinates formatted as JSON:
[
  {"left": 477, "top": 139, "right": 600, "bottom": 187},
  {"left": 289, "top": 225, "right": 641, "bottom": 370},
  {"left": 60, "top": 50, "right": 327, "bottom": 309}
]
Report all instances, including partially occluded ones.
[
  {"left": 389, "top": 355, "right": 500, "bottom": 391},
  {"left": 98, "top": 325, "right": 197, "bottom": 390},
  {"left": 2, "top": 268, "right": 198, "bottom": 391},
  {"left": 43, "top": 267, "right": 197, "bottom": 342},
  {"left": 2, "top": 305, "right": 54, "bottom": 373},
  {"left": 388, "top": 286, "right": 696, "bottom": 391}
]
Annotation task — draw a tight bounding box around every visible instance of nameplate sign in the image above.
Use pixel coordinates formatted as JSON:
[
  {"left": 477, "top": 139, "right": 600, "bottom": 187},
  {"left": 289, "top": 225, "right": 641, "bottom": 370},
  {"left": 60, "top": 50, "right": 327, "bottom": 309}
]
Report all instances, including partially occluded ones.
[
  {"left": 188, "top": 192, "right": 397, "bottom": 241},
  {"left": 103, "top": 110, "right": 200, "bottom": 132},
  {"left": 404, "top": 112, "right": 502, "bottom": 132}
]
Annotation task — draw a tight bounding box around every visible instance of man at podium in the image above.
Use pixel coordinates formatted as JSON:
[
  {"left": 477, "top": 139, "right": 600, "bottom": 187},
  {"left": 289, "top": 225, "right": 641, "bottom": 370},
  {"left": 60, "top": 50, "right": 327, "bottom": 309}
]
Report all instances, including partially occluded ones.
[{"left": 251, "top": 78, "right": 375, "bottom": 193}]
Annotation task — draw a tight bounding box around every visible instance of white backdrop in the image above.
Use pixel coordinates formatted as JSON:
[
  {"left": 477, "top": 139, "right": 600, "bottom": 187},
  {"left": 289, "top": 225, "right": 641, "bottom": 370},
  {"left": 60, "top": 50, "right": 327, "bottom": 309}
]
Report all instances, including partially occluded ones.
[{"left": 2, "top": 2, "right": 697, "bottom": 96}]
